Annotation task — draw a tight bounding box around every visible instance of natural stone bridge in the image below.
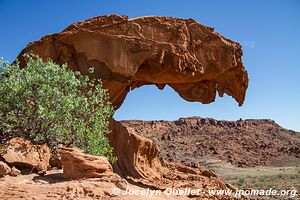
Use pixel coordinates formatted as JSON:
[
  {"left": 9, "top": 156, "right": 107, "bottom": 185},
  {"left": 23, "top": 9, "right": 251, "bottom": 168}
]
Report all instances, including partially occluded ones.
[
  {"left": 18, "top": 14, "right": 248, "bottom": 189},
  {"left": 19, "top": 14, "right": 248, "bottom": 109}
]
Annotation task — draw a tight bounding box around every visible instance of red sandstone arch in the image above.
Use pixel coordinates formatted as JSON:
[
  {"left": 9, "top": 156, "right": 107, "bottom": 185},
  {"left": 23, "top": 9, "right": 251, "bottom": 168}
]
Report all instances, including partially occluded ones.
[
  {"left": 17, "top": 14, "right": 248, "bottom": 190},
  {"left": 18, "top": 14, "right": 248, "bottom": 109}
]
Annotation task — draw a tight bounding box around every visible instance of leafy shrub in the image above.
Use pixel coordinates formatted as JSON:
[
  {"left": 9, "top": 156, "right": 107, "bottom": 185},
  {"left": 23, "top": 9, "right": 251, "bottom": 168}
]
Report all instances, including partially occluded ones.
[{"left": 0, "top": 54, "right": 116, "bottom": 162}]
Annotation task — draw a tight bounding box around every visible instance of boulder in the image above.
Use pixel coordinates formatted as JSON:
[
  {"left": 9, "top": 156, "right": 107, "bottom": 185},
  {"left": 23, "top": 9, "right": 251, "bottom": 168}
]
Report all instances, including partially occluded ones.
[
  {"left": 0, "top": 161, "right": 11, "bottom": 176},
  {"left": 59, "top": 146, "right": 113, "bottom": 179},
  {"left": 0, "top": 137, "right": 50, "bottom": 174}
]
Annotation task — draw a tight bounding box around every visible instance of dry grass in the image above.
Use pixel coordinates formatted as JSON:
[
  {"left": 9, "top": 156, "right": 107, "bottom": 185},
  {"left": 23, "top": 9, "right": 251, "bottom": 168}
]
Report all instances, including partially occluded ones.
[{"left": 201, "top": 158, "right": 299, "bottom": 199}]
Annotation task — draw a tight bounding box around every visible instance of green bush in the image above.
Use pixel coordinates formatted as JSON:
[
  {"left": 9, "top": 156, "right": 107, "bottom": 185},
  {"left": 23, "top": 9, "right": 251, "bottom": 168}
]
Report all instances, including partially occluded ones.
[
  {"left": 0, "top": 54, "right": 116, "bottom": 162},
  {"left": 238, "top": 178, "right": 245, "bottom": 185}
]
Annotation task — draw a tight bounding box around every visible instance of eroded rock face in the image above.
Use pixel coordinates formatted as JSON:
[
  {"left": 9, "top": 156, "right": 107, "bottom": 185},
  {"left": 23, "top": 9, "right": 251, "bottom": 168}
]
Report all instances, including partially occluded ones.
[
  {"left": 0, "top": 137, "right": 50, "bottom": 174},
  {"left": 18, "top": 14, "right": 248, "bottom": 108},
  {"left": 109, "top": 119, "right": 230, "bottom": 190},
  {"left": 59, "top": 146, "right": 113, "bottom": 179}
]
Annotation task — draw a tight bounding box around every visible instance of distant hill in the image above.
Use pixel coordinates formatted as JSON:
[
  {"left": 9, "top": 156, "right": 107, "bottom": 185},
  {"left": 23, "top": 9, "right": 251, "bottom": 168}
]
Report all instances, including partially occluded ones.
[{"left": 121, "top": 117, "right": 300, "bottom": 167}]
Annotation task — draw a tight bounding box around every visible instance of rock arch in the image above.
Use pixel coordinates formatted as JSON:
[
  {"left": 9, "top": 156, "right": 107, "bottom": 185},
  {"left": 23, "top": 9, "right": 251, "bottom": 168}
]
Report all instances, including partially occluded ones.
[
  {"left": 18, "top": 14, "right": 248, "bottom": 189},
  {"left": 18, "top": 14, "right": 248, "bottom": 109}
]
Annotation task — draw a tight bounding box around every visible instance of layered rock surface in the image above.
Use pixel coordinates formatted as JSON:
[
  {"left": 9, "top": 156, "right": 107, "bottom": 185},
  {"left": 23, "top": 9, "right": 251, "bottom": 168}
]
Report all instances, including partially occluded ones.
[
  {"left": 18, "top": 14, "right": 248, "bottom": 109},
  {"left": 59, "top": 146, "right": 113, "bottom": 179},
  {"left": 108, "top": 118, "right": 240, "bottom": 195}
]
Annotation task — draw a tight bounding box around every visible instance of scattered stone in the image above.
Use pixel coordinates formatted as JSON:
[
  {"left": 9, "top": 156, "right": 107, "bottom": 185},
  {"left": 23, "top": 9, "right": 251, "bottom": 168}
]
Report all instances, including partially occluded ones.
[
  {"left": 190, "top": 162, "right": 199, "bottom": 168},
  {"left": 201, "top": 169, "right": 216, "bottom": 178},
  {"left": 9, "top": 166, "right": 21, "bottom": 177}
]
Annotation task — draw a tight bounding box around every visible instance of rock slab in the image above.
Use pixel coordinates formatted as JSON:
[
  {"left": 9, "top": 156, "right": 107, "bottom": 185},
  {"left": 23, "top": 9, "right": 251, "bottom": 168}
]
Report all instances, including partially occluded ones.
[{"left": 59, "top": 146, "right": 113, "bottom": 179}]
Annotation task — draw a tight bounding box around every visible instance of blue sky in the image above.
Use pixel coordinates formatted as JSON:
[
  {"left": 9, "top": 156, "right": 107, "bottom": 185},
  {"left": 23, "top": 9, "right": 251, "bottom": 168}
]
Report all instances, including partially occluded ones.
[{"left": 0, "top": 0, "right": 299, "bottom": 131}]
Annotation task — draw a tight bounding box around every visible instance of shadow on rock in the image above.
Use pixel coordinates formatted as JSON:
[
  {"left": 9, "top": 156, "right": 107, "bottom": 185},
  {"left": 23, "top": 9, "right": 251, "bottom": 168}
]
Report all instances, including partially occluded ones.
[{"left": 32, "top": 172, "right": 66, "bottom": 184}]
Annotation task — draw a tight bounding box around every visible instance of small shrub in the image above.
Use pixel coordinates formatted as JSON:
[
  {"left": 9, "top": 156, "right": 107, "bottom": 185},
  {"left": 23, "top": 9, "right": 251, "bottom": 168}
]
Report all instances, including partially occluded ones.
[
  {"left": 258, "top": 176, "right": 268, "bottom": 182},
  {"left": 238, "top": 178, "right": 245, "bottom": 184},
  {"left": 0, "top": 54, "right": 116, "bottom": 162},
  {"left": 276, "top": 174, "right": 284, "bottom": 179}
]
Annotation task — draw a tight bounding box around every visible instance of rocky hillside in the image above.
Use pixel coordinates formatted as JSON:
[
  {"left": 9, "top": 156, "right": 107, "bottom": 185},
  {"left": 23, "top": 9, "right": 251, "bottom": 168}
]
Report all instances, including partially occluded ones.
[{"left": 121, "top": 117, "right": 300, "bottom": 167}]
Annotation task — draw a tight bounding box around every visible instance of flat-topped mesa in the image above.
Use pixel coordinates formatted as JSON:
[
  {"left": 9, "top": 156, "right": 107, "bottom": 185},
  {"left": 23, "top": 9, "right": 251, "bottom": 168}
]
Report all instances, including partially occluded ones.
[{"left": 18, "top": 14, "right": 248, "bottom": 108}]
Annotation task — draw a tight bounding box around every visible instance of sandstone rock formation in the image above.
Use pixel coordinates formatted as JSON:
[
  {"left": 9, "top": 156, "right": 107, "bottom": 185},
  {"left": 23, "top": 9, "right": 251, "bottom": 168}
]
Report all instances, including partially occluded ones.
[
  {"left": 18, "top": 14, "right": 248, "bottom": 109},
  {"left": 59, "top": 146, "right": 113, "bottom": 179},
  {"left": 0, "top": 169, "right": 130, "bottom": 200},
  {"left": 109, "top": 119, "right": 233, "bottom": 190},
  {"left": 0, "top": 168, "right": 242, "bottom": 200},
  {"left": 17, "top": 14, "right": 249, "bottom": 193},
  {"left": 0, "top": 137, "right": 50, "bottom": 174}
]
